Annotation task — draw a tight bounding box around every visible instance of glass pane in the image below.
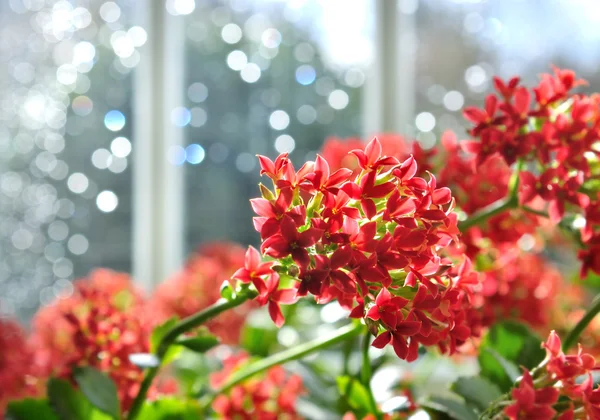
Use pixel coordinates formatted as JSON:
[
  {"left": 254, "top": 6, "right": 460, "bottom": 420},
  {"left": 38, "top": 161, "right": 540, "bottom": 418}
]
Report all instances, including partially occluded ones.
[
  {"left": 182, "top": 0, "right": 373, "bottom": 251},
  {"left": 0, "top": 0, "right": 136, "bottom": 321}
]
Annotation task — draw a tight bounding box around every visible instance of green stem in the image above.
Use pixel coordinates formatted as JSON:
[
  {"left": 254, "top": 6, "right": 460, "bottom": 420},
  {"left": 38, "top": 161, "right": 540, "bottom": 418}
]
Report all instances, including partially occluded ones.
[
  {"left": 361, "top": 331, "right": 380, "bottom": 419},
  {"left": 458, "top": 159, "right": 523, "bottom": 232},
  {"left": 458, "top": 198, "right": 517, "bottom": 231},
  {"left": 199, "top": 323, "right": 364, "bottom": 411},
  {"left": 521, "top": 206, "right": 549, "bottom": 218},
  {"left": 127, "top": 291, "right": 255, "bottom": 420},
  {"left": 562, "top": 293, "right": 600, "bottom": 352},
  {"left": 361, "top": 331, "right": 372, "bottom": 385}
]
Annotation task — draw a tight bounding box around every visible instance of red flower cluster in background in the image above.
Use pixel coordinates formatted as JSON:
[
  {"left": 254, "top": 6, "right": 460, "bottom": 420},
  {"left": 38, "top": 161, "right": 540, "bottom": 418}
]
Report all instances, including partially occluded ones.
[
  {"left": 0, "top": 319, "right": 41, "bottom": 418},
  {"left": 148, "top": 242, "right": 254, "bottom": 344},
  {"left": 504, "top": 332, "right": 600, "bottom": 419},
  {"left": 474, "top": 248, "right": 560, "bottom": 329},
  {"left": 29, "top": 269, "right": 175, "bottom": 414},
  {"left": 210, "top": 351, "right": 304, "bottom": 420},
  {"left": 461, "top": 67, "right": 600, "bottom": 277},
  {"left": 237, "top": 137, "right": 482, "bottom": 361}
]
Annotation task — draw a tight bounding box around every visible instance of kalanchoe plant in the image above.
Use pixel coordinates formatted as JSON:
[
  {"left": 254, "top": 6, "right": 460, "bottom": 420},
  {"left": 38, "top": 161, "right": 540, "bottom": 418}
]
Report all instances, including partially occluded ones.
[{"left": 4, "top": 67, "right": 600, "bottom": 420}]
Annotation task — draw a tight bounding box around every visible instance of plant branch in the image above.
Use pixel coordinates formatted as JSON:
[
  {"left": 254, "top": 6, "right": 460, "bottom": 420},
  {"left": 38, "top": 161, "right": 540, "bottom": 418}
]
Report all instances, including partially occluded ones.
[
  {"left": 562, "top": 293, "right": 600, "bottom": 352},
  {"left": 458, "top": 197, "right": 517, "bottom": 231},
  {"left": 361, "top": 331, "right": 380, "bottom": 419},
  {"left": 199, "top": 322, "right": 364, "bottom": 411},
  {"left": 127, "top": 290, "right": 256, "bottom": 420}
]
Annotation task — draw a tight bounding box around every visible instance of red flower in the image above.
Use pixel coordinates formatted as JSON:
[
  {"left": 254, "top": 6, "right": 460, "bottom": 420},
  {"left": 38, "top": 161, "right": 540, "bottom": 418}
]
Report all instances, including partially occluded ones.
[
  {"left": 255, "top": 273, "right": 298, "bottom": 328},
  {"left": 232, "top": 246, "right": 275, "bottom": 295},
  {"left": 261, "top": 215, "right": 324, "bottom": 269},
  {"left": 504, "top": 370, "right": 558, "bottom": 420}
]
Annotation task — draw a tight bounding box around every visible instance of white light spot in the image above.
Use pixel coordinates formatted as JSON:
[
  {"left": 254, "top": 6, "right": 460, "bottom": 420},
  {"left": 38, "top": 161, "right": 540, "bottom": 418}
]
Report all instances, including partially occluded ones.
[
  {"left": 262, "top": 28, "right": 282, "bottom": 48},
  {"left": 128, "top": 26, "right": 148, "bottom": 47},
  {"left": 240, "top": 63, "right": 261, "bottom": 83},
  {"left": 171, "top": 107, "right": 191, "bottom": 127},
  {"left": 72, "top": 42, "right": 96, "bottom": 65},
  {"left": 269, "top": 110, "right": 290, "bottom": 130},
  {"left": 227, "top": 50, "right": 247, "bottom": 71},
  {"left": 96, "top": 190, "right": 118, "bottom": 212},
  {"left": 108, "top": 157, "right": 127, "bottom": 173},
  {"left": 328, "top": 89, "right": 349, "bottom": 110},
  {"left": 415, "top": 112, "right": 436, "bottom": 132},
  {"left": 91, "top": 149, "right": 113, "bottom": 169},
  {"left": 110, "top": 137, "right": 131, "bottom": 158},
  {"left": 48, "top": 221, "right": 69, "bottom": 241},
  {"left": 274, "top": 135, "right": 295, "bottom": 153},
  {"left": 222, "top": 23, "right": 243, "bottom": 44},
  {"left": 68, "top": 234, "right": 89, "bottom": 255},
  {"left": 67, "top": 172, "right": 89, "bottom": 194},
  {"left": 297, "top": 105, "right": 317, "bottom": 124},
  {"left": 235, "top": 153, "right": 256, "bottom": 172},
  {"left": 168, "top": 145, "right": 186, "bottom": 165},
  {"left": 190, "top": 107, "right": 207, "bottom": 127},
  {"left": 99, "top": 2, "right": 121, "bottom": 23},
  {"left": 465, "top": 65, "right": 487, "bottom": 87},
  {"left": 168, "top": 0, "right": 195, "bottom": 15},
  {"left": 188, "top": 83, "right": 208, "bottom": 102},
  {"left": 57, "top": 64, "right": 77, "bottom": 85},
  {"left": 443, "top": 91, "right": 465, "bottom": 111}
]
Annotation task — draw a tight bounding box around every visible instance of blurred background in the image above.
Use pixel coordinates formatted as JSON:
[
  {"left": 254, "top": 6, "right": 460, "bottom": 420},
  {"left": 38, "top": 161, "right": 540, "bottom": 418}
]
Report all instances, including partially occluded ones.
[{"left": 2, "top": 0, "right": 600, "bottom": 322}]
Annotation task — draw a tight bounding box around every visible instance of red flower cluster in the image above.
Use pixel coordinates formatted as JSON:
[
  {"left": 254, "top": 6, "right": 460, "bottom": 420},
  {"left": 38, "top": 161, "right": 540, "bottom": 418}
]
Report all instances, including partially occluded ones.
[
  {"left": 210, "top": 352, "right": 304, "bottom": 419},
  {"left": 148, "top": 242, "right": 253, "bottom": 344},
  {"left": 475, "top": 248, "right": 560, "bottom": 329},
  {"left": 321, "top": 134, "right": 435, "bottom": 176},
  {"left": 462, "top": 67, "right": 600, "bottom": 277},
  {"left": 235, "top": 138, "right": 481, "bottom": 360},
  {"left": 0, "top": 319, "right": 41, "bottom": 418},
  {"left": 504, "top": 331, "right": 600, "bottom": 419},
  {"left": 29, "top": 270, "right": 175, "bottom": 414}
]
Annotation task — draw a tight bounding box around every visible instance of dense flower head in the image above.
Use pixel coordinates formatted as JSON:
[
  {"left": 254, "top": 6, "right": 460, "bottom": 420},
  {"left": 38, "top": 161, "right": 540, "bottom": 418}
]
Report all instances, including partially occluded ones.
[
  {"left": 210, "top": 352, "right": 304, "bottom": 419},
  {"left": 236, "top": 138, "right": 482, "bottom": 361},
  {"left": 29, "top": 269, "right": 175, "bottom": 414},
  {"left": 474, "top": 248, "right": 561, "bottom": 329},
  {"left": 503, "top": 331, "right": 600, "bottom": 419},
  {"left": 461, "top": 67, "right": 600, "bottom": 276},
  {"left": 147, "top": 241, "right": 253, "bottom": 344},
  {"left": 0, "top": 319, "right": 42, "bottom": 417}
]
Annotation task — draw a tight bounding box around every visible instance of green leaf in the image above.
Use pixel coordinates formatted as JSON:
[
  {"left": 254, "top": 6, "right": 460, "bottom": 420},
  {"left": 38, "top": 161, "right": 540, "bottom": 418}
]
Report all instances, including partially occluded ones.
[
  {"left": 421, "top": 396, "right": 478, "bottom": 420},
  {"left": 478, "top": 321, "right": 544, "bottom": 392},
  {"left": 451, "top": 376, "right": 503, "bottom": 412},
  {"left": 336, "top": 376, "right": 376, "bottom": 415},
  {"left": 6, "top": 399, "right": 59, "bottom": 420},
  {"left": 136, "top": 398, "right": 202, "bottom": 420},
  {"left": 176, "top": 333, "right": 219, "bottom": 353},
  {"left": 47, "top": 378, "right": 113, "bottom": 420},
  {"left": 151, "top": 317, "right": 178, "bottom": 354},
  {"left": 73, "top": 366, "right": 120, "bottom": 419}
]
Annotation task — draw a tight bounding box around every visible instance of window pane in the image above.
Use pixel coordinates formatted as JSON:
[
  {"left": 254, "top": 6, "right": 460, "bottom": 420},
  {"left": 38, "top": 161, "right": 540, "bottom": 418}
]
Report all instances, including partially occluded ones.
[
  {"left": 182, "top": 0, "right": 373, "bottom": 250},
  {"left": 0, "top": 1, "right": 136, "bottom": 320}
]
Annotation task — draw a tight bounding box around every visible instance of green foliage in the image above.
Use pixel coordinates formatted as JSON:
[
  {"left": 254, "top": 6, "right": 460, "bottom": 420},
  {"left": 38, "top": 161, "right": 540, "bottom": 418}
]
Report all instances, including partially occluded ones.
[
  {"left": 73, "top": 367, "right": 121, "bottom": 419},
  {"left": 151, "top": 317, "right": 178, "bottom": 354},
  {"left": 47, "top": 378, "right": 113, "bottom": 420},
  {"left": 136, "top": 398, "right": 202, "bottom": 420},
  {"left": 336, "top": 376, "right": 377, "bottom": 416},
  {"left": 176, "top": 332, "right": 220, "bottom": 353},
  {"left": 6, "top": 399, "right": 59, "bottom": 420},
  {"left": 450, "top": 376, "right": 502, "bottom": 413},
  {"left": 220, "top": 281, "right": 235, "bottom": 300},
  {"left": 478, "top": 321, "right": 544, "bottom": 392},
  {"left": 150, "top": 317, "right": 183, "bottom": 365},
  {"left": 421, "top": 396, "right": 478, "bottom": 420}
]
